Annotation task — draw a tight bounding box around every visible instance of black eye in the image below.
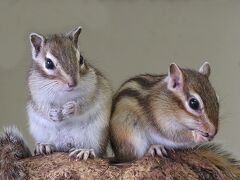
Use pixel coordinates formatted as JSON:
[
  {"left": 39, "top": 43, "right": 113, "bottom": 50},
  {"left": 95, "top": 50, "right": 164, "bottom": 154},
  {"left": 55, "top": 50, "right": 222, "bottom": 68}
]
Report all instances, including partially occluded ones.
[
  {"left": 79, "top": 55, "right": 84, "bottom": 65},
  {"left": 188, "top": 97, "right": 200, "bottom": 110},
  {"left": 45, "top": 58, "right": 55, "bottom": 70}
]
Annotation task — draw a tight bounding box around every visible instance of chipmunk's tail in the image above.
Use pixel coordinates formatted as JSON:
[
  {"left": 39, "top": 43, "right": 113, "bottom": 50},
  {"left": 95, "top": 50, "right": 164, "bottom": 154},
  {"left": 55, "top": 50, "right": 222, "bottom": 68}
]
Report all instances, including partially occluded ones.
[
  {"left": 0, "top": 126, "right": 32, "bottom": 180},
  {"left": 195, "top": 144, "right": 240, "bottom": 179}
]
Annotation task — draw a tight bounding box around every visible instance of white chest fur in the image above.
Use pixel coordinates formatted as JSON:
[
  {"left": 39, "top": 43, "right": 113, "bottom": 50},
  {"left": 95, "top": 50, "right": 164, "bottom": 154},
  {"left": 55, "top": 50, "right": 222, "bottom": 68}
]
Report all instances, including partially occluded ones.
[{"left": 27, "top": 101, "right": 107, "bottom": 154}]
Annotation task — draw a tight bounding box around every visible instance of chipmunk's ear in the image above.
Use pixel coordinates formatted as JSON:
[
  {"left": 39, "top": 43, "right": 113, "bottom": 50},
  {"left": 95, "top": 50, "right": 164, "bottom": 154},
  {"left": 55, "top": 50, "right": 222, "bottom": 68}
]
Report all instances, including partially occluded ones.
[
  {"left": 29, "top": 33, "right": 45, "bottom": 58},
  {"left": 199, "top": 62, "right": 211, "bottom": 77},
  {"left": 167, "top": 63, "right": 184, "bottom": 92},
  {"left": 66, "top": 26, "right": 82, "bottom": 47}
]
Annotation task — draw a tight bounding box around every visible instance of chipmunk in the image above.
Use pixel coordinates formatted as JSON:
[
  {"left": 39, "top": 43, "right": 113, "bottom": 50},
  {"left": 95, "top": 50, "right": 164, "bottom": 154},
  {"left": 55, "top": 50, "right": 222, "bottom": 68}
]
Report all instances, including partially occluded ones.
[
  {"left": 110, "top": 62, "right": 219, "bottom": 163},
  {"left": 27, "top": 26, "right": 113, "bottom": 160}
]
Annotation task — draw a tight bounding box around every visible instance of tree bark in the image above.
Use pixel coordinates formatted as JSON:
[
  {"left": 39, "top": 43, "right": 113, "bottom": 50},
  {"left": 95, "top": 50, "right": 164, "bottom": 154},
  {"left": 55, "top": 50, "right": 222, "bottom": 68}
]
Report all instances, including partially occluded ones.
[{"left": 20, "top": 149, "right": 238, "bottom": 179}]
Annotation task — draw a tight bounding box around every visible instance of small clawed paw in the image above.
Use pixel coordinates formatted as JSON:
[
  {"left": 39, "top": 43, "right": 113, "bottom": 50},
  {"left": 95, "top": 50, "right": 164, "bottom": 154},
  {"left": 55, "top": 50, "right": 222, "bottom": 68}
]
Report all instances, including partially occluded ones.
[
  {"left": 62, "top": 101, "right": 77, "bottom": 118},
  {"left": 69, "top": 148, "right": 96, "bottom": 161},
  {"left": 49, "top": 108, "right": 62, "bottom": 121},
  {"left": 34, "top": 143, "right": 55, "bottom": 155},
  {"left": 148, "top": 145, "right": 171, "bottom": 157}
]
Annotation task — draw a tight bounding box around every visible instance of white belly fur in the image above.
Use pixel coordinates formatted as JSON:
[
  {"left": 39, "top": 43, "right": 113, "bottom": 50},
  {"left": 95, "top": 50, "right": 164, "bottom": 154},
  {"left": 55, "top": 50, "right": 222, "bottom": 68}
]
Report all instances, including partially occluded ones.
[{"left": 27, "top": 102, "right": 107, "bottom": 155}]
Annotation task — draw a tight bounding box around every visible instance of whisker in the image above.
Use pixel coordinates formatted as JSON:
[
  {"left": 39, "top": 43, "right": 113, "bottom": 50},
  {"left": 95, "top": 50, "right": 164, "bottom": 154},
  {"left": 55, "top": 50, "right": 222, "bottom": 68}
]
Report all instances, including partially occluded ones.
[{"left": 39, "top": 81, "right": 59, "bottom": 90}]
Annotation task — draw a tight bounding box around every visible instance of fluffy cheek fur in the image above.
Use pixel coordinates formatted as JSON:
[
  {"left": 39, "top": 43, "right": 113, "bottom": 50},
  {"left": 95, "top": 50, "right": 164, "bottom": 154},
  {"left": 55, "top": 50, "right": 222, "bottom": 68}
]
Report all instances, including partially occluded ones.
[
  {"left": 29, "top": 74, "right": 64, "bottom": 99},
  {"left": 177, "top": 111, "right": 201, "bottom": 130},
  {"left": 29, "top": 76, "right": 78, "bottom": 109},
  {"left": 178, "top": 110, "right": 216, "bottom": 135},
  {"left": 174, "top": 112, "right": 216, "bottom": 145}
]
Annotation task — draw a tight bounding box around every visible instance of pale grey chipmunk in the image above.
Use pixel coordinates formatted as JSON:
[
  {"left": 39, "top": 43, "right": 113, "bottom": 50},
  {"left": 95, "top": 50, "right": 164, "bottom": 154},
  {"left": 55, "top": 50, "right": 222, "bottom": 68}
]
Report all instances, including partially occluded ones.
[{"left": 27, "top": 26, "right": 113, "bottom": 159}]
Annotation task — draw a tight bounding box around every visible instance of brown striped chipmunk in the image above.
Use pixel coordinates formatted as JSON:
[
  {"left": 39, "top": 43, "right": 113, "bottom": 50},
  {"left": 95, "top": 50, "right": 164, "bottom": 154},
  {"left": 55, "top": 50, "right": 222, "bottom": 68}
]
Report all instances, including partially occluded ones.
[
  {"left": 27, "top": 26, "right": 113, "bottom": 160},
  {"left": 110, "top": 62, "right": 219, "bottom": 163}
]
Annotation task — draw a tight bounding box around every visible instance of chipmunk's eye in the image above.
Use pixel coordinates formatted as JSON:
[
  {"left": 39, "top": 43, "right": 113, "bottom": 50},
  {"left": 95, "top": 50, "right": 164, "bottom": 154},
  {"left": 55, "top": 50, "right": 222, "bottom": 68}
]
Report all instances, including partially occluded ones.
[
  {"left": 79, "top": 55, "right": 84, "bottom": 65},
  {"left": 188, "top": 97, "right": 200, "bottom": 111},
  {"left": 45, "top": 58, "right": 55, "bottom": 70}
]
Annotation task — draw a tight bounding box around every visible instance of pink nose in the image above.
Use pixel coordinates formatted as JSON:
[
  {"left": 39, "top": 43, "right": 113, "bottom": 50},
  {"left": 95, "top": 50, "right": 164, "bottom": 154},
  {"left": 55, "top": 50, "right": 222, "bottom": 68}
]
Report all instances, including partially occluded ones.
[
  {"left": 202, "top": 129, "right": 217, "bottom": 141},
  {"left": 68, "top": 81, "right": 77, "bottom": 88}
]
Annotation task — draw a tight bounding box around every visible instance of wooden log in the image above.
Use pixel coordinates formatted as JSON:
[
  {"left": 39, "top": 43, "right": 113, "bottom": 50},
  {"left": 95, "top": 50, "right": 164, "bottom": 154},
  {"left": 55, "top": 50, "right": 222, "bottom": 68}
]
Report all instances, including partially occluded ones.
[{"left": 20, "top": 148, "right": 239, "bottom": 179}]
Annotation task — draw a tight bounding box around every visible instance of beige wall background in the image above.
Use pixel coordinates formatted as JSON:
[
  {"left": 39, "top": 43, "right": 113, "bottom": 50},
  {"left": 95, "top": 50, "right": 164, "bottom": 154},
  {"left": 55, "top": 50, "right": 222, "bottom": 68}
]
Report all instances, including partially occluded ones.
[{"left": 0, "top": 0, "right": 239, "bottom": 158}]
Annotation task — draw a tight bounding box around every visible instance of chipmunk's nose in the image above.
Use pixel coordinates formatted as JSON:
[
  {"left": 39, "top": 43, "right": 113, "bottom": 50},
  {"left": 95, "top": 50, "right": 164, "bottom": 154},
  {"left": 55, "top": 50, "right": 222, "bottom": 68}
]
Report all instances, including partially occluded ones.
[
  {"left": 203, "top": 128, "right": 217, "bottom": 141},
  {"left": 209, "top": 129, "right": 217, "bottom": 139},
  {"left": 67, "top": 79, "right": 77, "bottom": 88}
]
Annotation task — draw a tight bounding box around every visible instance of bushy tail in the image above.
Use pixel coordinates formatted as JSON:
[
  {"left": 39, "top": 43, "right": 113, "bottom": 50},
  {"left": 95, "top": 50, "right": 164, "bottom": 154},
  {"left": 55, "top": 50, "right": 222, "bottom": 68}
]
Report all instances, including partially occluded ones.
[
  {"left": 195, "top": 144, "right": 240, "bottom": 179},
  {"left": 0, "top": 127, "right": 31, "bottom": 180}
]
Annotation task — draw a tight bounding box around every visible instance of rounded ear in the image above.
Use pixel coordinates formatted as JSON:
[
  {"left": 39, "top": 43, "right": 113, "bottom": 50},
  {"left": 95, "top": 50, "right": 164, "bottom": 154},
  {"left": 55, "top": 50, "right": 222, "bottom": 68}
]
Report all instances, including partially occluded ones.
[
  {"left": 66, "top": 26, "right": 82, "bottom": 47},
  {"left": 29, "top": 33, "right": 45, "bottom": 58},
  {"left": 199, "top": 62, "right": 211, "bottom": 77},
  {"left": 167, "top": 63, "right": 184, "bottom": 91}
]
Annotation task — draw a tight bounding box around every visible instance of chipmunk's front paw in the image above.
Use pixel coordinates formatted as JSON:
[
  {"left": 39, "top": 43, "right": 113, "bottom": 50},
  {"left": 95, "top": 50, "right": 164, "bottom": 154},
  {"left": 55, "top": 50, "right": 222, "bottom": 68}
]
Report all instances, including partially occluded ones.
[
  {"left": 49, "top": 108, "right": 62, "bottom": 121},
  {"left": 69, "top": 148, "right": 96, "bottom": 161},
  {"left": 62, "top": 101, "right": 78, "bottom": 118},
  {"left": 147, "top": 144, "right": 171, "bottom": 157},
  {"left": 34, "top": 143, "right": 56, "bottom": 155}
]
